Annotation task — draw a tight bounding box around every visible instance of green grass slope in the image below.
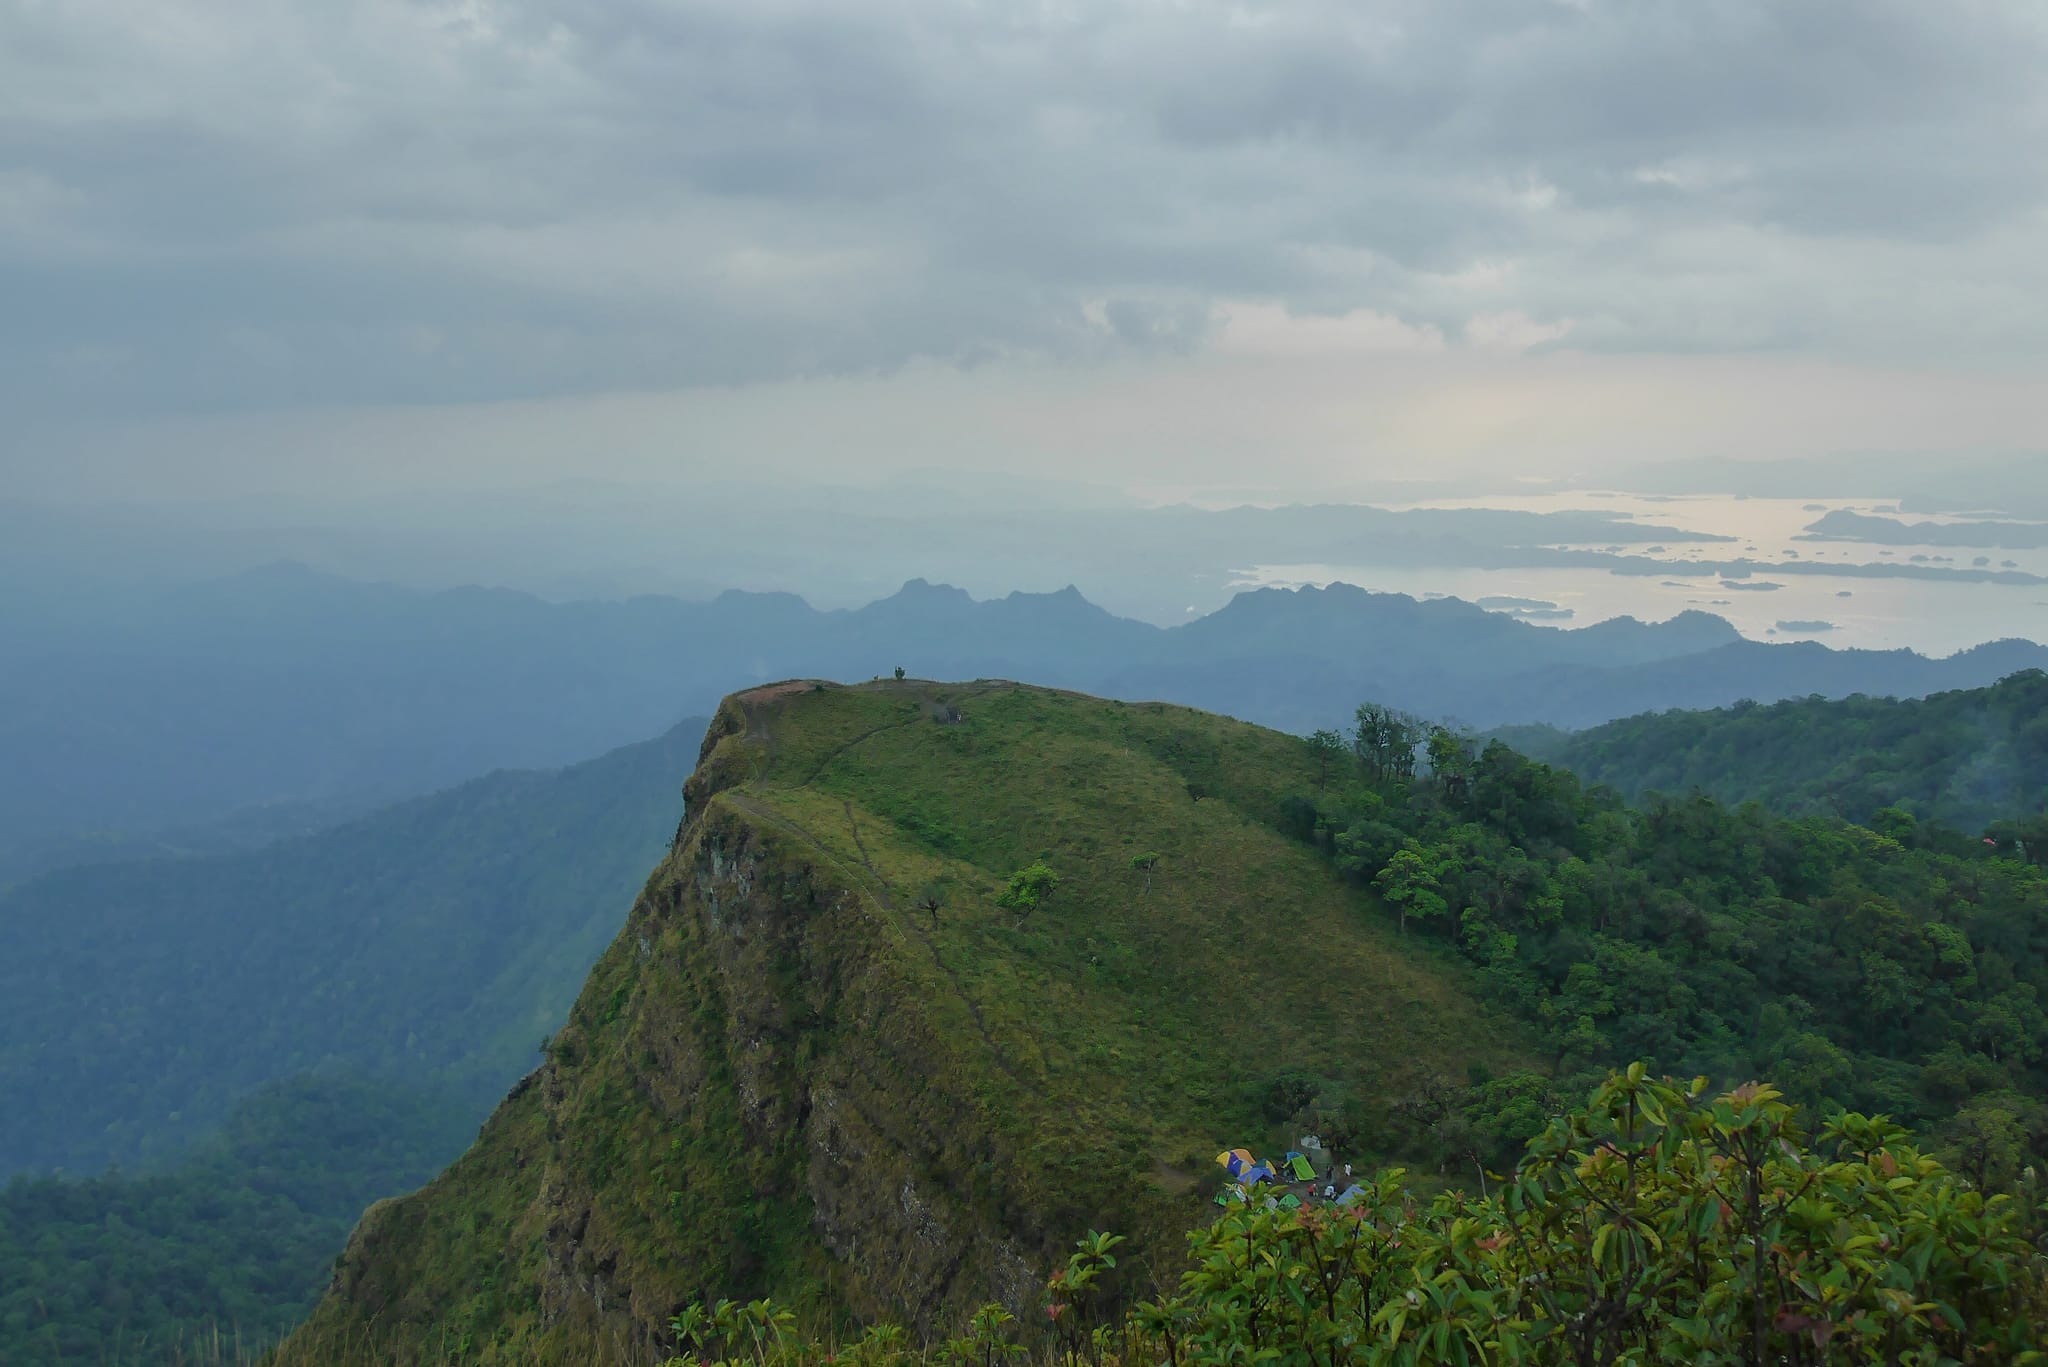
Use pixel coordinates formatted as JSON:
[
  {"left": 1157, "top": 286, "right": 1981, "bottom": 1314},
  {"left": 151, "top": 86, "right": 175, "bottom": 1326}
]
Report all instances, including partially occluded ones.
[{"left": 280, "top": 681, "right": 1533, "bottom": 1364}]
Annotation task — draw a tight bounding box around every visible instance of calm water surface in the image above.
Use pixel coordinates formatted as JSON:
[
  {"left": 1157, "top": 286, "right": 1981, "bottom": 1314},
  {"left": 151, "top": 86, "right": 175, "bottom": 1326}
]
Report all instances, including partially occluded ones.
[{"left": 1236, "top": 493, "right": 2048, "bottom": 655}]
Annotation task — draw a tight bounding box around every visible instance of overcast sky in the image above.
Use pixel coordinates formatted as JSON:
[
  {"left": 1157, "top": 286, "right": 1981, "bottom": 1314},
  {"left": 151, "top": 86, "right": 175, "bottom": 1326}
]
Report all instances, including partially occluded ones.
[{"left": 7, "top": 0, "right": 2047, "bottom": 500}]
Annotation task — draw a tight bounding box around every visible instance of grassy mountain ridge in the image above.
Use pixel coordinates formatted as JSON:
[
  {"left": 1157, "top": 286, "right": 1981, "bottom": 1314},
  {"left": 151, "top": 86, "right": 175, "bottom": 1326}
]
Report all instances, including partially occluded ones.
[
  {"left": 1507, "top": 669, "right": 2048, "bottom": 834},
  {"left": 279, "top": 680, "right": 1533, "bottom": 1362},
  {"left": 0, "top": 716, "right": 706, "bottom": 1177}
]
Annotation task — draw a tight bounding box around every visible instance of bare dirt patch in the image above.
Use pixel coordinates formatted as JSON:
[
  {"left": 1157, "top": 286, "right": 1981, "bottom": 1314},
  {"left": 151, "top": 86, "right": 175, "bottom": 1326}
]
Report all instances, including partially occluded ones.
[{"left": 736, "top": 679, "right": 833, "bottom": 706}]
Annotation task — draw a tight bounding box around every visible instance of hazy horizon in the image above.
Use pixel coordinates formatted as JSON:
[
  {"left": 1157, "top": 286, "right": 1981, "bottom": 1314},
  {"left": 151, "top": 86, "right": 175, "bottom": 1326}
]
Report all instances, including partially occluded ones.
[{"left": 4, "top": 2, "right": 2046, "bottom": 649}]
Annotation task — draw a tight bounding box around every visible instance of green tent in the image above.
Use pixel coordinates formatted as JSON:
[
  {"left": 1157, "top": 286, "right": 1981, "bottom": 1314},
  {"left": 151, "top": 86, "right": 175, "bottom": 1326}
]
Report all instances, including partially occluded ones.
[
  {"left": 1288, "top": 1154, "right": 1316, "bottom": 1181},
  {"left": 1278, "top": 1193, "right": 1302, "bottom": 1209}
]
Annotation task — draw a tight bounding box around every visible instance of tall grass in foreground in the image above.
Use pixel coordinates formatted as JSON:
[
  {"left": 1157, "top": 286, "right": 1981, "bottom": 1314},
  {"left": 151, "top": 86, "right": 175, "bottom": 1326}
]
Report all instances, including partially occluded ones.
[{"left": 94, "top": 1321, "right": 268, "bottom": 1367}]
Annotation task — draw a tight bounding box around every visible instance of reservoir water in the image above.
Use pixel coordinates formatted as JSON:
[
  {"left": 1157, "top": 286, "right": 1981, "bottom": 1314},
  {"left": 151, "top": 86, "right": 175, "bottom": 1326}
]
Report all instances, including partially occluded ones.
[{"left": 1233, "top": 492, "right": 2048, "bottom": 656}]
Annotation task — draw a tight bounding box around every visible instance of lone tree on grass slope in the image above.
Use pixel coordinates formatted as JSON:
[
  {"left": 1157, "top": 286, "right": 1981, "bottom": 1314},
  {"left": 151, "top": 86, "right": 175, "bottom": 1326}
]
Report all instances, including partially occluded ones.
[{"left": 996, "top": 861, "right": 1059, "bottom": 925}]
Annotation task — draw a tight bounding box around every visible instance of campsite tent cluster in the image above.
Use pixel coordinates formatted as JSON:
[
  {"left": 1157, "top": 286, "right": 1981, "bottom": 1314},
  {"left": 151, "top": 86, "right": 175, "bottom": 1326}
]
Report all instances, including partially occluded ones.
[{"left": 1214, "top": 1135, "right": 1366, "bottom": 1210}]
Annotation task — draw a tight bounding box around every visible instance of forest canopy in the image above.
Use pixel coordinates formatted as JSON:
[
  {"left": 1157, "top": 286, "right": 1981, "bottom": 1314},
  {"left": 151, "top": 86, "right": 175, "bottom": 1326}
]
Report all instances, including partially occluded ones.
[
  {"left": 0, "top": 1075, "right": 463, "bottom": 1366},
  {"left": 1291, "top": 698, "right": 2048, "bottom": 1186},
  {"left": 1510, "top": 670, "right": 2048, "bottom": 837}
]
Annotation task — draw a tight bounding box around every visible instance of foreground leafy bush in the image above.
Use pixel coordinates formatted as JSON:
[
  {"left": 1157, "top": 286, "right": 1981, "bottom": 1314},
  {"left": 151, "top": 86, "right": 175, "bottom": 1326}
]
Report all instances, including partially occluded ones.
[
  {"left": 1142, "top": 1067, "right": 2045, "bottom": 1364},
  {"left": 667, "top": 1069, "right": 2048, "bottom": 1365}
]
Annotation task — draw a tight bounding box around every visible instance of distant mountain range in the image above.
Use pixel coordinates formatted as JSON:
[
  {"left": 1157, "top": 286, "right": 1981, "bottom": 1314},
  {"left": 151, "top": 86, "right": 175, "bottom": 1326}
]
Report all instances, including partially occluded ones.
[
  {"left": 1799, "top": 508, "right": 2048, "bottom": 550},
  {"left": 4, "top": 564, "right": 2042, "bottom": 880}
]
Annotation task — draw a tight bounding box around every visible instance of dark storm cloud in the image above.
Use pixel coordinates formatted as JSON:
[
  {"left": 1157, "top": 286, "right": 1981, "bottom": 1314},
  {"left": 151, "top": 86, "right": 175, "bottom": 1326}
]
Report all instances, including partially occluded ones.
[{"left": 3, "top": 0, "right": 2045, "bottom": 418}]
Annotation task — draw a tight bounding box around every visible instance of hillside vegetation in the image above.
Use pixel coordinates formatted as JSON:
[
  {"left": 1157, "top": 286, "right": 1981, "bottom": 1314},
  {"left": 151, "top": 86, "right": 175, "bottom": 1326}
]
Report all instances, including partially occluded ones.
[
  {"left": 282, "top": 678, "right": 2048, "bottom": 1363},
  {"left": 279, "top": 680, "right": 1534, "bottom": 1362},
  {"left": 0, "top": 717, "right": 705, "bottom": 1178},
  {"left": 592, "top": 1072, "right": 2048, "bottom": 1366},
  {"left": 1291, "top": 703, "right": 2048, "bottom": 1186},
  {"left": 1502, "top": 670, "right": 2048, "bottom": 837},
  {"left": 0, "top": 1077, "right": 466, "bottom": 1366}
]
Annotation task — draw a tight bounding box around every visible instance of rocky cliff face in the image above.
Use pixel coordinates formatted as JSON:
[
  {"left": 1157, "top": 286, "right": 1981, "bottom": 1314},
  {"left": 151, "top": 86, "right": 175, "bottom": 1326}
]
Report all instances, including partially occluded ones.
[{"left": 294, "top": 691, "right": 1070, "bottom": 1361}]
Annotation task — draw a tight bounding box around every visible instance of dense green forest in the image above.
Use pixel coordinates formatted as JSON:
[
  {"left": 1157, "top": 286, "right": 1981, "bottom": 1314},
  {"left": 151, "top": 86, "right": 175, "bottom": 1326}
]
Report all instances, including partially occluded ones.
[
  {"left": 0, "top": 717, "right": 704, "bottom": 1177},
  {"left": 0, "top": 717, "right": 700, "bottom": 1363},
  {"left": 1503, "top": 669, "right": 2048, "bottom": 836},
  {"left": 0, "top": 1075, "right": 467, "bottom": 1366},
  {"left": 1290, "top": 702, "right": 2048, "bottom": 1186}
]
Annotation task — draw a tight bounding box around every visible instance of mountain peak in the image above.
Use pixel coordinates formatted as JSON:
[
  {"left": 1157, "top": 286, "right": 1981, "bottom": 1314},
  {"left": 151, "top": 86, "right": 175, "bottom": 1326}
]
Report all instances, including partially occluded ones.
[
  {"left": 289, "top": 680, "right": 1527, "bottom": 1355},
  {"left": 891, "top": 577, "right": 975, "bottom": 602}
]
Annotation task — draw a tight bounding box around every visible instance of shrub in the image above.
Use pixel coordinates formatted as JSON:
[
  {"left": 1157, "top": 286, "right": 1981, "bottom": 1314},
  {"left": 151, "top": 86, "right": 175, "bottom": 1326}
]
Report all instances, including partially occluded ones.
[{"left": 659, "top": 1069, "right": 2048, "bottom": 1364}]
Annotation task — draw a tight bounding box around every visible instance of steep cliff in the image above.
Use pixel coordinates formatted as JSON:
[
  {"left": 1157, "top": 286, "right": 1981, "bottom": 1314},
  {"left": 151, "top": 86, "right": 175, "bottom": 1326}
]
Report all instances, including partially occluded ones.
[{"left": 280, "top": 680, "right": 1532, "bottom": 1363}]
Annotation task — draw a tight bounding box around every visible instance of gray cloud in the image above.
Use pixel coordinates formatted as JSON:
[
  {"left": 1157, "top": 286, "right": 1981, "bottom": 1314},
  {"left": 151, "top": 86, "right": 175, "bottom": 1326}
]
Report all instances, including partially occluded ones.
[{"left": 4, "top": 0, "right": 2046, "bottom": 419}]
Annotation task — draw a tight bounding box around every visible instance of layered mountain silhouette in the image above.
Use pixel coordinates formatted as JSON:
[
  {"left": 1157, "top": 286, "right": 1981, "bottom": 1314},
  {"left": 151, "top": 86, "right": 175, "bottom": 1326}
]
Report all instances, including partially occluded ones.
[{"left": 4, "top": 563, "right": 2041, "bottom": 882}]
